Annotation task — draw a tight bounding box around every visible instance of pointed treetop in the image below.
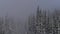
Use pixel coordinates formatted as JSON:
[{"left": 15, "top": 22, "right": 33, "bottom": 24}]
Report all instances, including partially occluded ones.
[
  {"left": 5, "top": 11, "right": 8, "bottom": 18},
  {"left": 37, "top": 6, "right": 39, "bottom": 10},
  {"left": 37, "top": 5, "right": 39, "bottom": 13}
]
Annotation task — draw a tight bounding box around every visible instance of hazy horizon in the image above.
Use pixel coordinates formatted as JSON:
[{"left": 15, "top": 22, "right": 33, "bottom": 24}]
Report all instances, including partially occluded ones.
[{"left": 0, "top": 0, "right": 60, "bottom": 34}]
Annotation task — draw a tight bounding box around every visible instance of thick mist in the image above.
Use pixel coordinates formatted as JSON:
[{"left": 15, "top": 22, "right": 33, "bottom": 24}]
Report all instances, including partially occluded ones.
[{"left": 0, "top": 0, "right": 60, "bottom": 34}]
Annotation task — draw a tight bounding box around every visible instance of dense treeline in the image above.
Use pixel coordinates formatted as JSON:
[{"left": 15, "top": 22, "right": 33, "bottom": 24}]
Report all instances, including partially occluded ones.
[
  {"left": 27, "top": 6, "right": 60, "bottom": 34},
  {"left": 0, "top": 15, "right": 17, "bottom": 34}
]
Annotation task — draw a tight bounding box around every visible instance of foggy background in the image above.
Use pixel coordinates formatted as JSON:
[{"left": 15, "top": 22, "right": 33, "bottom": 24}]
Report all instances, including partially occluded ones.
[{"left": 0, "top": 0, "right": 60, "bottom": 34}]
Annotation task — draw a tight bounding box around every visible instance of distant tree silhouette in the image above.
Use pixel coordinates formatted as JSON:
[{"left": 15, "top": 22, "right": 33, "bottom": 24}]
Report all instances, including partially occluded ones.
[{"left": 27, "top": 6, "right": 60, "bottom": 34}]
